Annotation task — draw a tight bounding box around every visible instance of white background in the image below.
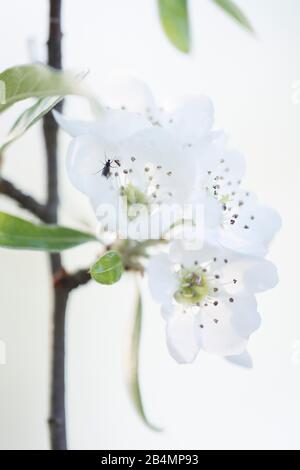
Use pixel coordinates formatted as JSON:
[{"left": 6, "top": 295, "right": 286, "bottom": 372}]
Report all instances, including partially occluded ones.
[{"left": 0, "top": 0, "right": 300, "bottom": 450}]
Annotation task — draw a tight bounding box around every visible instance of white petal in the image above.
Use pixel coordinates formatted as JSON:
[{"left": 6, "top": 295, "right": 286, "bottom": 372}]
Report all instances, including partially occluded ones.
[
  {"left": 169, "top": 240, "right": 186, "bottom": 264},
  {"left": 230, "top": 296, "right": 261, "bottom": 338},
  {"left": 221, "top": 149, "right": 246, "bottom": 182},
  {"left": 193, "top": 137, "right": 223, "bottom": 181},
  {"left": 243, "top": 259, "right": 279, "bottom": 293},
  {"left": 53, "top": 110, "right": 92, "bottom": 137},
  {"left": 217, "top": 228, "right": 267, "bottom": 257},
  {"left": 166, "top": 310, "right": 201, "bottom": 363},
  {"left": 220, "top": 193, "right": 281, "bottom": 256},
  {"left": 249, "top": 205, "right": 281, "bottom": 246},
  {"left": 90, "top": 109, "right": 151, "bottom": 141},
  {"left": 94, "top": 194, "right": 121, "bottom": 233},
  {"left": 66, "top": 133, "right": 114, "bottom": 194},
  {"left": 220, "top": 255, "right": 278, "bottom": 295},
  {"left": 225, "top": 350, "right": 253, "bottom": 368},
  {"left": 203, "top": 194, "right": 222, "bottom": 228},
  {"left": 168, "top": 96, "right": 214, "bottom": 143},
  {"left": 126, "top": 209, "right": 164, "bottom": 241},
  {"left": 99, "top": 76, "right": 157, "bottom": 115},
  {"left": 169, "top": 240, "right": 216, "bottom": 268},
  {"left": 195, "top": 301, "right": 247, "bottom": 356},
  {"left": 148, "top": 254, "right": 177, "bottom": 306},
  {"left": 121, "top": 127, "right": 197, "bottom": 202}
]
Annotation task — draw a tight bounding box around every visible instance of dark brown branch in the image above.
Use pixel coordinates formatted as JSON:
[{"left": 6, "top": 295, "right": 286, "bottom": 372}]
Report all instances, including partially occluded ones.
[
  {"left": 0, "top": 0, "right": 90, "bottom": 451},
  {"left": 43, "top": 0, "right": 63, "bottom": 225},
  {"left": 48, "top": 267, "right": 91, "bottom": 450},
  {"left": 54, "top": 268, "right": 92, "bottom": 291},
  {"left": 44, "top": 0, "right": 67, "bottom": 451},
  {"left": 0, "top": 177, "right": 48, "bottom": 221},
  {"left": 48, "top": 286, "right": 68, "bottom": 450}
]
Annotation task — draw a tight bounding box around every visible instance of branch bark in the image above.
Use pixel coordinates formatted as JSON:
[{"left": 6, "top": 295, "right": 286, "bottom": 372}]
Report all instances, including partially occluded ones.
[
  {"left": 0, "top": 0, "right": 92, "bottom": 451},
  {"left": 43, "top": 0, "right": 67, "bottom": 451},
  {"left": 0, "top": 177, "right": 48, "bottom": 221},
  {"left": 55, "top": 269, "right": 92, "bottom": 291},
  {"left": 47, "top": 286, "right": 68, "bottom": 450}
]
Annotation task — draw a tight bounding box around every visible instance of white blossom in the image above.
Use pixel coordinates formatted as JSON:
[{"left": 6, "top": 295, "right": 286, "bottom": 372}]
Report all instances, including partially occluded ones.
[
  {"left": 56, "top": 79, "right": 281, "bottom": 368},
  {"left": 55, "top": 109, "right": 198, "bottom": 240},
  {"left": 98, "top": 76, "right": 214, "bottom": 146},
  {"left": 191, "top": 137, "right": 281, "bottom": 256},
  {"left": 148, "top": 241, "right": 278, "bottom": 364},
  {"left": 95, "top": 78, "right": 281, "bottom": 254}
]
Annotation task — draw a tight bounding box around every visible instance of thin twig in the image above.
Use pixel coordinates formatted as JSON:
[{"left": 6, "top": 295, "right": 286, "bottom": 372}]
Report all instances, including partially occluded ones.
[
  {"left": 0, "top": 177, "right": 48, "bottom": 221},
  {"left": 0, "top": 0, "right": 90, "bottom": 451},
  {"left": 54, "top": 268, "right": 92, "bottom": 291},
  {"left": 44, "top": 0, "right": 67, "bottom": 451}
]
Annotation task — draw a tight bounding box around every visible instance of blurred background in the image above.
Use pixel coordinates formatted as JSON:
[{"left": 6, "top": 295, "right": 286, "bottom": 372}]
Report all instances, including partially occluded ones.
[{"left": 0, "top": 0, "right": 300, "bottom": 450}]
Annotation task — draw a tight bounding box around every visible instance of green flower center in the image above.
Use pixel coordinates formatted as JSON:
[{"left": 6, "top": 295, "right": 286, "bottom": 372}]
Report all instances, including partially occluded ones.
[
  {"left": 174, "top": 268, "right": 209, "bottom": 306},
  {"left": 120, "top": 183, "right": 150, "bottom": 220},
  {"left": 219, "top": 194, "right": 231, "bottom": 204}
]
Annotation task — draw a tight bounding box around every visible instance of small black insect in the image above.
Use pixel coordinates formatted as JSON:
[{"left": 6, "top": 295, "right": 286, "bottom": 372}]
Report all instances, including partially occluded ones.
[{"left": 96, "top": 156, "right": 121, "bottom": 178}]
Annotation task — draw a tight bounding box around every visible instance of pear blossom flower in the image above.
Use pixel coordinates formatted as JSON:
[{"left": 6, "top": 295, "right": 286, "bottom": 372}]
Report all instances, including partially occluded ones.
[
  {"left": 148, "top": 241, "right": 278, "bottom": 365},
  {"left": 55, "top": 80, "right": 281, "bottom": 369},
  {"left": 98, "top": 77, "right": 215, "bottom": 147},
  {"left": 97, "top": 78, "right": 281, "bottom": 254},
  {"left": 191, "top": 137, "right": 281, "bottom": 256},
  {"left": 55, "top": 109, "right": 198, "bottom": 240}
]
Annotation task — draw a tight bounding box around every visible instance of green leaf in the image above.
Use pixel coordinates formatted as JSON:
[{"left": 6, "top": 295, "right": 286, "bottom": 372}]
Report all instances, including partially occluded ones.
[
  {"left": 0, "top": 64, "right": 89, "bottom": 114},
  {"left": 128, "top": 288, "right": 162, "bottom": 432},
  {"left": 212, "top": 0, "right": 254, "bottom": 33},
  {"left": 0, "top": 212, "right": 96, "bottom": 251},
  {"left": 90, "top": 251, "right": 124, "bottom": 285},
  {"left": 0, "top": 96, "right": 62, "bottom": 153},
  {"left": 158, "top": 0, "right": 190, "bottom": 53}
]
